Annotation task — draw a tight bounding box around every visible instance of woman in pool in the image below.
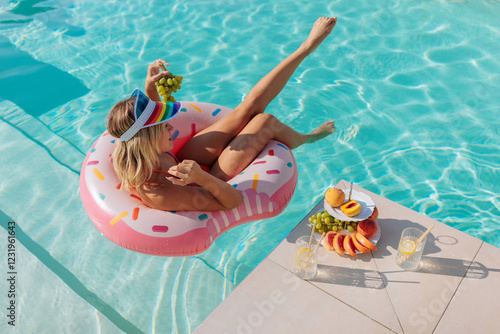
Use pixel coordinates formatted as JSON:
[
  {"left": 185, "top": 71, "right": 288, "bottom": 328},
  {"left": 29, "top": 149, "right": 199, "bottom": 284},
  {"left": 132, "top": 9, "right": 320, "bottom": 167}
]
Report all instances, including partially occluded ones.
[{"left": 107, "top": 17, "right": 337, "bottom": 212}]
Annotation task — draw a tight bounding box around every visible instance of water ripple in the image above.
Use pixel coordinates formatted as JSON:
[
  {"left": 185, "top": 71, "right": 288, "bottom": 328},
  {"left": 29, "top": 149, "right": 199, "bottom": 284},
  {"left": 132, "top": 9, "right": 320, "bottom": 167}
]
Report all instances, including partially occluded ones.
[{"left": 1, "top": 0, "right": 500, "bottom": 332}]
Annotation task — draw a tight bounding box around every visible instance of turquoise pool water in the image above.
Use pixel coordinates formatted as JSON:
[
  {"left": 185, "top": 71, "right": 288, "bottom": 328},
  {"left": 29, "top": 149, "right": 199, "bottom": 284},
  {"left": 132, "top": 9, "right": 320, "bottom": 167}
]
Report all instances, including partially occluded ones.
[{"left": 0, "top": 0, "right": 499, "bottom": 332}]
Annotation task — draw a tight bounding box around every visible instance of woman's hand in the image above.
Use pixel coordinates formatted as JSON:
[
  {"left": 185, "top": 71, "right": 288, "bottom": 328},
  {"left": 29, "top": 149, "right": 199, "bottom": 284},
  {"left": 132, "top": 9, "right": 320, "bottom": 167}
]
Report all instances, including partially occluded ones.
[
  {"left": 167, "top": 160, "right": 204, "bottom": 186},
  {"left": 145, "top": 59, "right": 170, "bottom": 101},
  {"left": 141, "top": 159, "right": 243, "bottom": 211}
]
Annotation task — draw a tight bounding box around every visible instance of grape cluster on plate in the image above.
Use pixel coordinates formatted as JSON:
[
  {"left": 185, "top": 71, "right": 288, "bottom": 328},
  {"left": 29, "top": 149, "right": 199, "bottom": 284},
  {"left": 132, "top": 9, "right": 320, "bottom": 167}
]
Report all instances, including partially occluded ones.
[
  {"left": 308, "top": 210, "right": 358, "bottom": 234},
  {"left": 155, "top": 73, "right": 183, "bottom": 102}
]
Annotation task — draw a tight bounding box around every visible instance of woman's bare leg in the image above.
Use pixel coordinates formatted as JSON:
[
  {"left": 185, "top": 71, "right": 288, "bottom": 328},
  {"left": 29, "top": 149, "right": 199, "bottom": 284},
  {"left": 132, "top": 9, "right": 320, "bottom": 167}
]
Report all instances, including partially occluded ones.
[
  {"left": 244, "top": 17, "right": 337, "bottom": 113},
  {"left": 211, "top": 114, "right": 336, "bottom": 181},
  {"left": 176, "top": 17, "right": 337, "bottom": 166}
]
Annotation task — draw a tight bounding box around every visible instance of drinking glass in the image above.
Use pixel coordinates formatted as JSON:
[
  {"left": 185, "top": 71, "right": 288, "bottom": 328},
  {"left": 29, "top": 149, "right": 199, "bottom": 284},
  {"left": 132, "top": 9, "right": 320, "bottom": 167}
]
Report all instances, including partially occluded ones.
[
  {"left": 396, "top": 227, "right": 427, "bottom": 271},
  {"left": 294, "top": 236, "right": 319, "bottom": 279}
]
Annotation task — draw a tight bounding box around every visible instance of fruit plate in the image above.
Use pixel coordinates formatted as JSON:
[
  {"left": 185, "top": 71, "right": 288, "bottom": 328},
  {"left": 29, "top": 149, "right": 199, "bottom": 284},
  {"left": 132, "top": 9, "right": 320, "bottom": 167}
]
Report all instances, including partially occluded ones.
[
  {"left": 312, "top": 211, "right": 381, "bottom": 255},
  {"left": 320, "top": 225, "right": 381, "bottom": 255},
  {"left": 324, "top": 189, "right": 375, "bottom": 222}
]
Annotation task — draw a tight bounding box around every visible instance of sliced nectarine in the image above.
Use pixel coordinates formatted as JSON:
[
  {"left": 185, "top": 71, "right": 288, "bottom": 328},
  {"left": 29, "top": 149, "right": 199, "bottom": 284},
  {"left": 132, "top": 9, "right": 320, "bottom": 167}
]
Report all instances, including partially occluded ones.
[
  {"left": 324, "top": 231, "right": 338, "bottom": 252},
  {"left": 355, "top": 233, "right": 378, "bottom": 251},
  {"left": 343, "top": 234, "right": 357, "bottom": 257},
  {"left": 333, "top": 233, "right": 346, "bottom": 255},
  {"left": 351, "top": 233, "right": 370, "bottom": 253}
]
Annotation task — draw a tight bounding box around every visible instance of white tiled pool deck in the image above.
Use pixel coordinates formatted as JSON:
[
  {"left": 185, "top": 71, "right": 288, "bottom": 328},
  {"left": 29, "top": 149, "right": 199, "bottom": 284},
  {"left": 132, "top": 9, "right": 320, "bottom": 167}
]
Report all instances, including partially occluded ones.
[{"left": 195, "top": 180, "right": 500, "bottom": 334}]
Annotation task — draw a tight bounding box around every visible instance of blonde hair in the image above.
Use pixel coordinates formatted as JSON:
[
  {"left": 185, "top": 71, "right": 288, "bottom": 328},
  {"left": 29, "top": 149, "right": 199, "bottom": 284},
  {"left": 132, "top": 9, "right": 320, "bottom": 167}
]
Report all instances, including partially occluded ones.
[{"left": 106, "top": 97, "right": 165, "bottom": 190}]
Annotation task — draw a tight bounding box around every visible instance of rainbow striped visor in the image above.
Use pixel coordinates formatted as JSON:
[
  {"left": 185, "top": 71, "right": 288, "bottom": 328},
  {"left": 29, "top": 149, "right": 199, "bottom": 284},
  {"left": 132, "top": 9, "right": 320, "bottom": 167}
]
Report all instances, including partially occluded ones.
[{"left": 118, "top": 89, "right": 181, "bottom": 142}]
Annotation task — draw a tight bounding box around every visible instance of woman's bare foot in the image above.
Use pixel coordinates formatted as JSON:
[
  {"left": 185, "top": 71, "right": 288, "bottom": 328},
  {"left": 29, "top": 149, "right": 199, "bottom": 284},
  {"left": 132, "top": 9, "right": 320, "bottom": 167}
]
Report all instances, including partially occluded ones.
[
  {"left": 306, "top": 120, "right": 336, "bottom": 143},
  {"left": 302, "top": 17, "right": 337, "bottom": 55}
]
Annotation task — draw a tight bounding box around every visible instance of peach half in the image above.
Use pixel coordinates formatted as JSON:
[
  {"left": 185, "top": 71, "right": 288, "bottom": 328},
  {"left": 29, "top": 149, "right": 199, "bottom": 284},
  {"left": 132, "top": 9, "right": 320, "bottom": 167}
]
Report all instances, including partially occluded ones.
[{"left": 340, "top": 200, "right": 362, "bottom": 217}]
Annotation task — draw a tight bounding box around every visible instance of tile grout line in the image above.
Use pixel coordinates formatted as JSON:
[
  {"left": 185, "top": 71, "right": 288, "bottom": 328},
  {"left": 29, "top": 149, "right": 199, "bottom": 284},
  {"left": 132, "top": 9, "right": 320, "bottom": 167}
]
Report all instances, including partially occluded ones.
[
  {"left": 267, "top": 256, "right": 399, "bottom": 334},
  {"left": 430, "top": 241, "right": 485, "bottom": 334},
  {"left": 372, "top": 253, "right": 406, "bottom": 334},
  {"left": 342, "top": 178, "right": 404, "bottom": 333}
]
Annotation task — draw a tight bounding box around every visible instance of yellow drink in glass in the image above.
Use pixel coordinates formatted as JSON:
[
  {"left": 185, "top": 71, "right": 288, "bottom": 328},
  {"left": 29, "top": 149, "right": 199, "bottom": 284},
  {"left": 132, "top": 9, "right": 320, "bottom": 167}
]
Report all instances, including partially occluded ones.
[
  {"left": 396, "top": 228, "right": 427, "bottom": 271},
  {"left": 294, "top": 237, "right": 318, "bottom": 279}
]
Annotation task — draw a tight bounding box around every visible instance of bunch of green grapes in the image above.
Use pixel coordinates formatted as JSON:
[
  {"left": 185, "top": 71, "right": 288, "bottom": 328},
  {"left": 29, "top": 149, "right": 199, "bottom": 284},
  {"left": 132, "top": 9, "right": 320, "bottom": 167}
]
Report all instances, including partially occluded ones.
[
  {"left": 155, "top": 72, "right": 183, "bottom": 102},
  {"left": 307, "top": 210, "right": 358, "bottom": 234}
]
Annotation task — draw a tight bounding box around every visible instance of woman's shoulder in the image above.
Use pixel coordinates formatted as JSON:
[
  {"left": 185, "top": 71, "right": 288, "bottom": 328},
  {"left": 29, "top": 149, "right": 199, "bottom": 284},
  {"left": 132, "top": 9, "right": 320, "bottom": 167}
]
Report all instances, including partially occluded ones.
[
  {"left": 136, "top": 152, "right": 178, "bottom": 205},
  {"left": 158, "top": 151, "right": 178, "bottom": 168}
]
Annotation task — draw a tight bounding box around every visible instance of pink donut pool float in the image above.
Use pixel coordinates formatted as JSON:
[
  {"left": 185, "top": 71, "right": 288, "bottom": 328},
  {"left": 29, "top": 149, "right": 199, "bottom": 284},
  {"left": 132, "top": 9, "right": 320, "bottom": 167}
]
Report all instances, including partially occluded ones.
[{"left": 80, "top": 101, "right": 298, "bottom": 256}]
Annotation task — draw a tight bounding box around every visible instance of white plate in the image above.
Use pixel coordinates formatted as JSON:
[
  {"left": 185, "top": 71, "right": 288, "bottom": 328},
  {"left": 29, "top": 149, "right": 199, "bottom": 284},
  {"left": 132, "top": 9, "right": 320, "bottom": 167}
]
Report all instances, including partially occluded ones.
[{"left": 324, "top": 189, "right": 375, "bottom": 222}]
